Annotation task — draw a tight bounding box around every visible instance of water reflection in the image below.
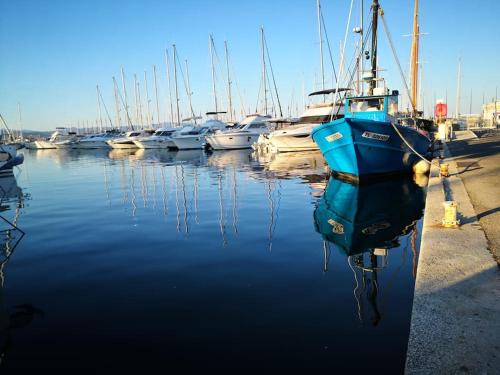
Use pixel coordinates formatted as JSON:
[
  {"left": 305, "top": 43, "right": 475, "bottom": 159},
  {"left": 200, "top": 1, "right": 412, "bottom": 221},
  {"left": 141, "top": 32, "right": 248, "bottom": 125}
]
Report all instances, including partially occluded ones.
[
  {"left": 314, "top": 176, "right": 425, "bottom": 325},
  {"left": 0, "top": 174, "right": 42, "bottom": 368}
]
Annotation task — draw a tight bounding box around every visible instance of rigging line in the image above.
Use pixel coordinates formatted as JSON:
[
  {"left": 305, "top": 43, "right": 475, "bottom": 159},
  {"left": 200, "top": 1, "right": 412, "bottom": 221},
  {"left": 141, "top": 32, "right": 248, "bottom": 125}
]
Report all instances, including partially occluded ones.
[
  {"left": 330, "top": 0, "right": 356, "bottom": 121},
  {"left": 229, "top": 58, "right": 248, "bottom": 117},
  {"left": 320, "top": 11, "right": 338, "bottom": 83},
  {"left": 265, "top": 67, "right": 277, "bottom": 117},
  {"left": 113, "top": 77, "right": 134, "bottom": 130},
  {"left": 96, "top": 87, "right": 114, "bottom": 128},
  {"left": 263, "top": 33, "right": 283, "bottom": 117},
  {"left": 348, "top": 256, "right": 363, "bottom": 321},
  {"left": 174, "top": 52, "right": 197, "bottom": 121}
]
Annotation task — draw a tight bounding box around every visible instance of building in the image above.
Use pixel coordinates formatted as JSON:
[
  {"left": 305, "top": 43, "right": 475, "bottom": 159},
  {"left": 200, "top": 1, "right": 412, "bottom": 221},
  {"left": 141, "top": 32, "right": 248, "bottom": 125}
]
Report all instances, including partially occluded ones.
[{"left": 482, "top": 100, "right": 500, "bottom": 128}]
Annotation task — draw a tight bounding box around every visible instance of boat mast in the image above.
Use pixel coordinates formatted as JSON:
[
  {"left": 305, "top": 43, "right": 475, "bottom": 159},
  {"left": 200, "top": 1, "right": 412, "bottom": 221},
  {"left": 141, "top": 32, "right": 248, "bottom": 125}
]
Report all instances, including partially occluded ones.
[
  {"left": 209, "top": 34, "right": 219, "bottom": 117},
  {"left": 261, "top": 26, "right": 267, "bottom": 115},
  {"left": 359, "top": 0, "right": 364, "bottom": 95},
  {"left": 153, "top": 65, "right": 160, "bottom": 127},
  {"left": 113, "top": 78, "right": 121, "bottom": 129},
  {"left": 410, "top": 0, "right": 419, "bottom": 114},
  {"left": 121, "top": 67, "right": 129, "bottom": 123},
  {"left": 368, "top": 0, "right": 379, "bottom": 95},
  {"left": 164, "top": 48, "right": 175, "bottom": 126},
  {"left": 144, "top": 70, "right": 152, "bottom": 128},
  {"left": 224, "top": 40, "right": 234, "bottom": 122},
  {"left": 133, "top": 74, "right": 140, "bottom": 127},
  {"left": 96, "top": 86, "right": 103, "bottom": 132},
  {"left": 173, "top": 44, "right": 181, "bottom": 127},
  {"left": 317, "top": 0, "right": 325, "bottom": 93},
  {"left": 185, "top": 59, "right": 196, "bottom": 124}
]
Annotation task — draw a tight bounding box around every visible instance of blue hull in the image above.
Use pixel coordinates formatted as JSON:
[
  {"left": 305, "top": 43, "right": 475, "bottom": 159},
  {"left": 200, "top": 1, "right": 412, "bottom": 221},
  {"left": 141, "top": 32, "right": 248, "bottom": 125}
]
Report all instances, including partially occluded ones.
[
  {"left": 0, "top": 154, "right": 24, "bottom": 173},
  {"left": 312, "top": 118, "right": 430, "bottom": 179}
]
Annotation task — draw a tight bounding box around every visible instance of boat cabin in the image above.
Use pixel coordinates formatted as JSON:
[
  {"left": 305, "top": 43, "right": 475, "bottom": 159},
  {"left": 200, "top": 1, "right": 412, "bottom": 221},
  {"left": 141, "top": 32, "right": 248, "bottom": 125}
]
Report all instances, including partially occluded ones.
[{"left": 345, "top": 89, "right": 399, "bottom": 122}]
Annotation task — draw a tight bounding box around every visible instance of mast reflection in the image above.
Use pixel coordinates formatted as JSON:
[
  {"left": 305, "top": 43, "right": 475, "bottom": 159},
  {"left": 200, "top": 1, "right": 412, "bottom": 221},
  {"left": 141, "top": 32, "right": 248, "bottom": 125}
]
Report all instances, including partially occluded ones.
[{"left": 314, "top": 176, "right": 425, "bottom": 325}]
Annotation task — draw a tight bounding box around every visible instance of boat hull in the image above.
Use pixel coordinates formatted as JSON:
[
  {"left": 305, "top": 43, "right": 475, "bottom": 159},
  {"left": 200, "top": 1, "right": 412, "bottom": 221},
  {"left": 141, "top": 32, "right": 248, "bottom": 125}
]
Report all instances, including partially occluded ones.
[
  {"left": 73, "top": 140, "right": 111, "bottom": 149},
  {"left": 312, "top": 118, "right": 430, "bottom": 180},
  {"left": 171, "top": 136, "right": 205, "bottom": 150},
  {"left": 267, "top": 124, "right": 319, "bottom": 152},
  {"left": 107, "top": 141, "right": 138, "bottom": 149},
  {"left": 34, "top": 140, "right": 57, "bottom": 149},
  {"left": 206, "top": 133, "right": 260, "bottom": 150},
  {"left": 133, "top": 138, "right": 175, "bottom": 149}
]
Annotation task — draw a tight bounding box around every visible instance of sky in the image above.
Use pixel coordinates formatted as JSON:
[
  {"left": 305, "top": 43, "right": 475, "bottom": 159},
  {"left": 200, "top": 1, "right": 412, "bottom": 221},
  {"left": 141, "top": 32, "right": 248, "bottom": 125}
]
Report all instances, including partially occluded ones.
[{"left": 1, "top": 0, "right": 499, "bottom": 131}]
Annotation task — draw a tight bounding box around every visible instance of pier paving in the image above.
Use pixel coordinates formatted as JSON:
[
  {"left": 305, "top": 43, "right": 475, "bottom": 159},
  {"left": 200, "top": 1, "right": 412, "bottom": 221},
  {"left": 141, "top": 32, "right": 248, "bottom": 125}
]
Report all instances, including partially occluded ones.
[
  {"left": 405, "top": 133, "right": 500, "bottom": 374},
  {"left": 447, "top": 131, "right": 500, "bottom": 263}
]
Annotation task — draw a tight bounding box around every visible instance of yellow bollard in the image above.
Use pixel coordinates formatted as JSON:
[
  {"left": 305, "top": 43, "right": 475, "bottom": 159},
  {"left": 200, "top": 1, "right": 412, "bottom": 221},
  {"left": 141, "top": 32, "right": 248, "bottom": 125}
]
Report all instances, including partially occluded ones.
[
  {"left": 440, "top": 163, "right": 449, "bottom": 177},
  {"left": 442, "top": 201, "right": 460, "bottom": 228}
]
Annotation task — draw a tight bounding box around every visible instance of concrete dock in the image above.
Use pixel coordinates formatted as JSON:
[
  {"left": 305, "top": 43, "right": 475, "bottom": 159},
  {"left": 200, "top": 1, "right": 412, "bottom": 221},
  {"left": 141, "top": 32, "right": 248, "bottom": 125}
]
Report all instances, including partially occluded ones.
[{"left": 405, "top": 131, "right": 500, "bottom": 374}]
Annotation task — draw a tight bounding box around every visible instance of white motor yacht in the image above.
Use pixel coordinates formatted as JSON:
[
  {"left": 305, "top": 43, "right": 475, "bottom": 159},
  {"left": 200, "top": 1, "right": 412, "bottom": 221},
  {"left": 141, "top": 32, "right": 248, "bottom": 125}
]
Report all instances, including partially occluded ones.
[
  {"left": 34, "top": 127, "right": 77, "bottom": 149},
  {"left": 205, "top": 114, "right": 270, "bottom": 150},
  {"left": 171, "top": 120, "right": 226, "bottom": 150},
  {"left": 265, "top": 89, "right": 345, "bottom": 152},
  {"left": 133, "top": 127, "right": 177, "bottom": 149},
  {"left": 73, "top": 131, "right": 120, "bottom": 149},
  {"left": 107, "top": 130, "right": 154, "bottom": 149}
]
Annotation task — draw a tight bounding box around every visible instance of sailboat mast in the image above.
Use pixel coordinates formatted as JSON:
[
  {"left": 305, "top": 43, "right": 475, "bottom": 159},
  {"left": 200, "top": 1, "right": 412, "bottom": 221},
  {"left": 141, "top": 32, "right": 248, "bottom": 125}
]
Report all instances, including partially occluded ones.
[
  {"left": 96, "top": 86, "right": 103, "bottom": 132},
  {"left": 165, "top": 49, "right": 175, "bottom": 126},
  {"left": 144, "top": 70, "right": 151, "bottom": 128},
  {"left": 410, "top": 0, "right": 419, "bottom": 113},
  {"left": 209, "top": 34, "right": 219, "bottom": 116},
  {"left": 185, "top": 59, "right": 196, "bottom": 122},
  {"left": 153, "top": 65, "right": 160, "bottom": 127},
  {"left": 369, "top": 0, "right": 379, "bottom": 95},
  {"left": 224, "top": 40, "right": 234, "bottom": 122},
  {"left": 133, "top": 74, "right": 140, "bottom": 126},
  {"left": 261, "top": 26, "right": 267, "bottom": 115},
  {"left": 113, "top": 78, "right": 121, "bottom": 129},
  {"left": 173, "top": 44, "right": 181, "bottom": 127},
  {"left": 121, "top": 67, "right": 129, "bottom": 120},
  {"left": 317, "top": 0, "right": 325, "bottom": 92}
]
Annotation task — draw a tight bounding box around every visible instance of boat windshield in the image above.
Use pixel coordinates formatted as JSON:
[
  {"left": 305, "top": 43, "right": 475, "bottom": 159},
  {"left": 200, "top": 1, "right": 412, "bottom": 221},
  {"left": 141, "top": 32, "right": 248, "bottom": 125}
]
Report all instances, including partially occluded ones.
[
  {"left": 349, "top": 98, "right": 384, "bottom": 112},
  {"left": 297, "top": 114, "right": 334, "bottom": 124}
]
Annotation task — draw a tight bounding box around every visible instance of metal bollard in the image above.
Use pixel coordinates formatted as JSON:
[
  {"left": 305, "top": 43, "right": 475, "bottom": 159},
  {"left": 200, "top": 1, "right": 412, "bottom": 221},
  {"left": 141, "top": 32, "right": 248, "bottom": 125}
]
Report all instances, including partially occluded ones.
[{"left": 442, "top": 201, "right": 460, "bottom": 228}]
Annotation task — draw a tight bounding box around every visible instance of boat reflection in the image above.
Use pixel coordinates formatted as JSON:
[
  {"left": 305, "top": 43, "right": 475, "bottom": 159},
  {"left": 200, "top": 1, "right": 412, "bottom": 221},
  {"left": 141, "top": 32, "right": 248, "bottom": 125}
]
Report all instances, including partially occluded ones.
[
  {"left": 314, "top": 176, "right": 425, "bottom": 325},
  {"left": 0, "top": 175, "right": 42, "bottom": 367}
]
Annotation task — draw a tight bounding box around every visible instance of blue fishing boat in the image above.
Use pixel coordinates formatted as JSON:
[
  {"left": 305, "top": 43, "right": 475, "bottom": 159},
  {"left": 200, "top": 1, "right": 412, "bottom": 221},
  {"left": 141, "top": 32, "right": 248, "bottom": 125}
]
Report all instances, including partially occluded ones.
[
  {"left": 314, "top": 175, "right": 425, "bottom": 255},
  {"left": 312, "top": 0, "right": 431, "bottom": 182}
]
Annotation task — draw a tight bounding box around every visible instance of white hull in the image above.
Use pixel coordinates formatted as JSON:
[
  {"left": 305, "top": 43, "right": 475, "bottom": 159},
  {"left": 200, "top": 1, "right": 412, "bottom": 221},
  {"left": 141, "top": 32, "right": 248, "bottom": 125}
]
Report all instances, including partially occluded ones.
[
  {"left": 206, "top": 133, "right": 261, "bottom": 150},
  {"left": 73, "top": 140, "right": 110, "bottom": 149},
  {"left": 133, "top": 138, "right": 175, "bottom": 149},
  {"left": 267, "top": 124, "right": 318, "bottom": 152},
  {"left": 171, "top": 136, "right": 205, "bottom": 150},
  {"left": 108, "top": 141, "right": 138, "bottom": 149},
  {"left": 34, "top": 140, "right": 57, "bottom": 149}
]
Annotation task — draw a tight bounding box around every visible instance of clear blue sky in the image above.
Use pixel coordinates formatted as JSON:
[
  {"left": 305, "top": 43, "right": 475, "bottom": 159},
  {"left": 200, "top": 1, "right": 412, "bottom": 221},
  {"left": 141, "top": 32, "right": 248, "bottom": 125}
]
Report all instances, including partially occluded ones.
[{"left": 1, "top": 0, "right": 499, "bottom": 131}]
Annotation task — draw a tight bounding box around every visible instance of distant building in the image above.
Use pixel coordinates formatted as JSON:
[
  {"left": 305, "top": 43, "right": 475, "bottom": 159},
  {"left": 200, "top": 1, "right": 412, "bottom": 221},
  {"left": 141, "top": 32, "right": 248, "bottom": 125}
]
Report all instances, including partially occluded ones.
[{"left": 482, "top": 100, "right": 500, "bottom": 128}]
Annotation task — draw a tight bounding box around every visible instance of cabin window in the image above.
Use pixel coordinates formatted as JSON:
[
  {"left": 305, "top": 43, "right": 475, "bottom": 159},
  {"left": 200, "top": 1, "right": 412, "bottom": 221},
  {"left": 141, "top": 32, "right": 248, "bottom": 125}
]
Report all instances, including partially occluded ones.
[
  {"left": 248, "top": 123, "right": 266, "bottom": 129},
  {"left": 349, "top": 98, "right": 384, "bottom": 112},
  {"left": 388, "top": 96, "right": 398, "bottom": 115}
]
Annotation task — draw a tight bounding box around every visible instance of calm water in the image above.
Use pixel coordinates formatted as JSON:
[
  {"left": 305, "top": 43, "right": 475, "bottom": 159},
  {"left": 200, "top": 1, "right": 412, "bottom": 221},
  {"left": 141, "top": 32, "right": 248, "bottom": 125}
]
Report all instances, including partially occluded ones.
[{"left": 0, "top": 148, "right": 425, "bottom": 373}]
